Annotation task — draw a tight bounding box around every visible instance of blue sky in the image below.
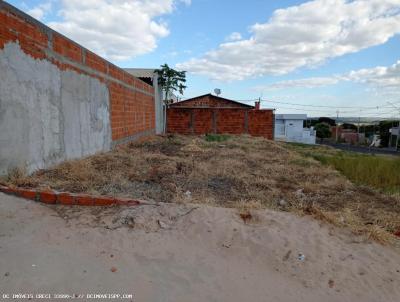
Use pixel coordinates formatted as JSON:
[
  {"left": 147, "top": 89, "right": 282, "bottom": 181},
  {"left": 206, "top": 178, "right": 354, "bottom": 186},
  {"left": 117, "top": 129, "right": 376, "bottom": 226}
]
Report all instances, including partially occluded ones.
[{"left": 8, "top": 0, "right": 400, "bottom": 118}]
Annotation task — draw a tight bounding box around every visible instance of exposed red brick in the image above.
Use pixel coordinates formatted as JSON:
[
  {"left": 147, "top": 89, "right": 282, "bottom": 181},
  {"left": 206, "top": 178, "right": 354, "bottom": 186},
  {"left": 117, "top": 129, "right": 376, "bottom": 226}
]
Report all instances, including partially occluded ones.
[
  {"left": 40, "top": 191, "right": 57, "bottom": 204},
  {"left": 167, "top": 95, "right": 274, "bottom": 139},
  {"left": 53, "top": 33, "right": 82, "bottom": 63},
  {"left": 108, "top": 64, "right": 124, "bottom": 82},
  {"left": 58, "top": 193, "right": 76, "bottom": 205},
  {"left": 86, "top": 50, "right": 108, "bottom": 74},
  {"left": 0, "top": 185, "right": 145, "bottom": 208},
  {"left": 18, "top": 34, "right": 47, "bottom": 60},
  {"left": 171, "top": 94, "right": 249, "bottom": 108},
  {"left": 1, "top": 5, "right": 155, "bottom": 145},
  {"left": 93, "top": 196, "right": 116, "bottom": 206},
  {"left": 75, "top": 194, "right": 94, "bottom": 206},
  {"left": 216, "top": 109, "right": 246, "bottom": 134},
  {"left": 167, "top": 109, "right": 192, "bottom": 135},
  {"left": 19, "top": 189, "right": 38, "bottom": 200},
  {"left": 123, "top": 72, "right": 136, "bottom": 87}
]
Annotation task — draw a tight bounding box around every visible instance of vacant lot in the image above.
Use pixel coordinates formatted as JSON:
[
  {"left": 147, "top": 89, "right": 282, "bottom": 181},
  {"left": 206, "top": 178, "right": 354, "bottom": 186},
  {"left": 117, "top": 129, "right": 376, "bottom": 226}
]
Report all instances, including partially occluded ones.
[
  {"left": 288, "top": 143, "right": 400, "bottom": 194},
  {"left": 3, "top": 135, "right": 400, "bottom": 243}
]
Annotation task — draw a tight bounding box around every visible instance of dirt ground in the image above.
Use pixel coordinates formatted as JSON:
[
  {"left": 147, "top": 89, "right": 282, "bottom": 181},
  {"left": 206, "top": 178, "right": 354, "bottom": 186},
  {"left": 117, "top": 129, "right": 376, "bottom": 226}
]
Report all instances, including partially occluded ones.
[
  {"left": 1, "top": 193, "right": 400, "bottom": 302},
  {"left": 4, "top": 134, "right": 400, "bottom": 243}
]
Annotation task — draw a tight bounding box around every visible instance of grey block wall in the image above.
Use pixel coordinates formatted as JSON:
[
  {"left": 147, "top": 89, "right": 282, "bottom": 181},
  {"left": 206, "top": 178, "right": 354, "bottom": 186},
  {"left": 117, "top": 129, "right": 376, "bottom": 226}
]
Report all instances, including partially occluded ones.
[{"left": 0, "top": 42, "right": 111, "bottom": 175}]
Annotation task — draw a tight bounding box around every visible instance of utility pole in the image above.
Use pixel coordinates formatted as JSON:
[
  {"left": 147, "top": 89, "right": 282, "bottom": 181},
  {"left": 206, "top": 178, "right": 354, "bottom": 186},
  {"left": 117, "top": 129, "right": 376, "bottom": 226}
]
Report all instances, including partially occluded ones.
[
  {"left": 357, "top": 109, "right": 361, "bottom": 144},
  {"left": 335, "top": 110, "right": 339, "bottom": 143}
]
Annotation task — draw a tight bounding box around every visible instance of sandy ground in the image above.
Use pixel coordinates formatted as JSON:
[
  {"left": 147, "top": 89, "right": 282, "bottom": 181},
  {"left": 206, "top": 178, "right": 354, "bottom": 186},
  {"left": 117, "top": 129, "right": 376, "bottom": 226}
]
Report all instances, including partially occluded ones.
[{"left": 1, "top": 193, "right": 399, "bottom": 302}]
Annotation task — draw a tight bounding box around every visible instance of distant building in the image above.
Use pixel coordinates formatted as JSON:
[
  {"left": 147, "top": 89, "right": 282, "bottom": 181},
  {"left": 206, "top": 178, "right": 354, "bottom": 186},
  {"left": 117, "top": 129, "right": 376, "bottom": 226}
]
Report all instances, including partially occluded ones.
[
  {"left": 331, "top": 126, "right": 365, "bottom": 144},
  {"left": 275, "top": 114, "right": 316, "bottom": 144}
]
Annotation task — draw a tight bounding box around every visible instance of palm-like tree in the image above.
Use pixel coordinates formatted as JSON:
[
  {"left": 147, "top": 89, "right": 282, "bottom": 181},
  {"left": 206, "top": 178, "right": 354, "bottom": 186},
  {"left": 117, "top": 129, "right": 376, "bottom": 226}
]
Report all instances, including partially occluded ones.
[{"left": 155, "top": 64, "right": 187, "bottom": 133}]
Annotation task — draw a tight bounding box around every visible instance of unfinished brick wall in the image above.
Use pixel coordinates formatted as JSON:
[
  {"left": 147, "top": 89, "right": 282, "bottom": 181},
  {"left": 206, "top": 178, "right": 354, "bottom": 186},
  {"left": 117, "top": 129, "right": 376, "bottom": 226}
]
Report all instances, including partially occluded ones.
[
  {"left": 216, "top": 109, "right": 247, "bottom": 134},
  {"left": 0, "top": 2, "right": 156, "bottom": 175},
  {"left": 0, "top": 2, "right": 155, "bottom": 145},
  {"left": 248, "top": 110, "right": 274, "bottom": 138},
  {"left": 166, "top": 109, "right": 192, "bottom": 135},
  {"left": 167, "top": 94, "right": 274, "bottom": 139},
  {"left": 171, "top": 94, "right": 249, "bottom": 108}
]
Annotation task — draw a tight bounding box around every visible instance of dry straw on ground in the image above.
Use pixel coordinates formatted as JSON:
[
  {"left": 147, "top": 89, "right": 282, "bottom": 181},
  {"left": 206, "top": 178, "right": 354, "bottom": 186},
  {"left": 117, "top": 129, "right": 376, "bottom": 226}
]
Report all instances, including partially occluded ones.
[{"left": 3, "top": 134, "right": 400, "bottom": 244}]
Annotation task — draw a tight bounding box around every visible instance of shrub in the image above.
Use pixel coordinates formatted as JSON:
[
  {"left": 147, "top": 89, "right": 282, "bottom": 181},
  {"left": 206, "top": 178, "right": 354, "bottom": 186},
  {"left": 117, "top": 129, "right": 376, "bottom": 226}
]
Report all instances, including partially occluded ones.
[{"left": 205, "top": 134, "right": 230, "bottom": 142}]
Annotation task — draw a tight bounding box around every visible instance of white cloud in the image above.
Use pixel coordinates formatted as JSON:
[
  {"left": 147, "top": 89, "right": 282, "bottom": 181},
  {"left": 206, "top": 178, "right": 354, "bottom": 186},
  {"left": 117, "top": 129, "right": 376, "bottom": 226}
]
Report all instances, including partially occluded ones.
[
  {"left": 177, "top": 0, "right": 400, "bottom": 81},
  {"left": 347, "top": 61, "right": 400, "bottom": 87},
  {"left": 44, "top": 0, "right": 190, "bottom": 61},
  {"left": 27, "top": 1, "right": 53, "bottom": 20},
  {"left": 225, "top": 32, "right": 242, "bottom": 42},
  {"left": 255, "top": 60, "right": 400, "bottom": 91},
  {"left": 263, "top": 77, "right": 341, "bottom": 90}
]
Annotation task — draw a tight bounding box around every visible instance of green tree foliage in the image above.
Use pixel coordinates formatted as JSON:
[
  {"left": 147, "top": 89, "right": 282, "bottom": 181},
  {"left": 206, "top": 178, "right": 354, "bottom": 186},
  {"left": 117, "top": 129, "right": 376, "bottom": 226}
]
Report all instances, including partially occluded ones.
[
  {"left": 155, "top": 64, "right": 187, "bottom": 104},
  {"left": 309, "top": 117, "right": 336, "bottom": 127},
  {"left": 342, "top": 123, "right": 357, "bottom": 130},
  {"left": 314, "top": 123, "right": 332, "bottom": 140}
]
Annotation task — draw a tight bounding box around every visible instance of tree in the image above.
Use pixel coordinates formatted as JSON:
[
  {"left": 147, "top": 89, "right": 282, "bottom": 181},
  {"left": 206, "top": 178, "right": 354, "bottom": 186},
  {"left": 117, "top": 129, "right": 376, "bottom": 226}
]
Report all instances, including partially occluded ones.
[
  {"left": 155, "top": 64, "right": 187, "bottom": 104},
  {"left": 342, "top": 123, "right": 357, "bottom": 130},
  {"left": 314, "top": 123, "right": 332, "bottom": 141},
  {"left": 155, "top": 64, "right": 187, "bottom": 134},
  {"left": 318, "top": 117, "right": 336, "bottom": 126}
]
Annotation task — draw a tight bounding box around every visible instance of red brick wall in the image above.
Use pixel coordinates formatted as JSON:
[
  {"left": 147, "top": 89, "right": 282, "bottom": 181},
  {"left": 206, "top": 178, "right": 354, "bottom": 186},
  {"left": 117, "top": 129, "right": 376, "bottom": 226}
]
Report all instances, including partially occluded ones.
[
  {"left": 248, "top": 110, "right": 274, "bottom": 138},
  {"left": 171, "top": 94, "right": 251, "bottom": 108},
  {"left": 167, "top": 108, "right": 274, "bottom": 139},
  {"left": 216, "top": 109, "right": 246, "bottom": 134},
  {"left": 166, "top": 109, "right": 192, "bottom": 135},
  {"left": 0, "top": 3, "right": 155, "bottom": 144},
  {"left": 193, "top": 109, "right": 213, "bottom": 134}
]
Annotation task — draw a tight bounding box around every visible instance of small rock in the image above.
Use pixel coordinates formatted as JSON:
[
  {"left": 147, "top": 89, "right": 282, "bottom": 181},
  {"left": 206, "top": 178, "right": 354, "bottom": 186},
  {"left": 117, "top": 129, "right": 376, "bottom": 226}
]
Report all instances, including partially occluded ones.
[
  {"left": 278, "top": 199, "right": 287, "bottom": 207},
  {"left": 358, "top": 268, "right": 367, "bottom": 276},
  {"left": 4, "top": 272, "right": 10, "bottom": 277},
  {"left": 110, "top": 267, "right": 117, "bottom": 273},
  {"left": 298, "top": 253, "right": 305, "bottom": 261},
  {"left": 283, "top": 250, "right": 292, "bottom": 261},
  {"left": 295, "top": 189, "right": 305, "bottom": 198},
  {"left": 328, "top": 279, "right": 335, "bottom": 288},
  {"left": 158, "top": 220, "right": 169, "bottom": 229}
]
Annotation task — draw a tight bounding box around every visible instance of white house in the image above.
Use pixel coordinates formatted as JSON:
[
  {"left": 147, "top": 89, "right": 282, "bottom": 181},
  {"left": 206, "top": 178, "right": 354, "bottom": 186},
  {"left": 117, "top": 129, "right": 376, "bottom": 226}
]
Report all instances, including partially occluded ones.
[{"left": 275, "top": 114, "right": 316, "bottom": 144}]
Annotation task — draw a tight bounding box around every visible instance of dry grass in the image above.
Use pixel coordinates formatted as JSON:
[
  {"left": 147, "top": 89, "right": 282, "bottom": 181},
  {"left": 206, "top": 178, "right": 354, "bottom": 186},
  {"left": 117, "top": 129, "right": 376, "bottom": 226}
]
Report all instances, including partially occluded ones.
[{"left": 3, "top": 134, "right": 400, "bottom": 244}]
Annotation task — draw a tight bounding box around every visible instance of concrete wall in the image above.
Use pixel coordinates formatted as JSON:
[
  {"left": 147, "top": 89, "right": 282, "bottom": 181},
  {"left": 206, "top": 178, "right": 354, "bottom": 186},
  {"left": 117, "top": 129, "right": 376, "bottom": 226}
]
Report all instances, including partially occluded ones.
[
  {"left": 154, "top": 74, "right": 165, "bottom": 135},
  {"left": 0, "top": 2, "right": 155, "bottom": 175},
  {"left": 0, "top": 43, "right": 111, "bottom": 174}
]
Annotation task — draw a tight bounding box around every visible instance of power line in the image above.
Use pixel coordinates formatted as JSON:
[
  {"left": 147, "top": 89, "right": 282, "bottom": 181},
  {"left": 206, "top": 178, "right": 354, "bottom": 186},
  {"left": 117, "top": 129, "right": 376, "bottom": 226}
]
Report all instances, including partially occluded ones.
[
  {"left": 240, "top": 99, "right": 392, "bottom": 110},
  {"left": 271, "top": 106, "right": 360, "bottom": 114}
]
